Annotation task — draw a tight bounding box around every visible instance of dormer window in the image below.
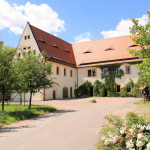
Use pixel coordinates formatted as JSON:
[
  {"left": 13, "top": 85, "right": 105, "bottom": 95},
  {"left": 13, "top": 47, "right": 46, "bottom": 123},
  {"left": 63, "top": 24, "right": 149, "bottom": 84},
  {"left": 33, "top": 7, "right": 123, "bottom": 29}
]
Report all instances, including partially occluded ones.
[
  {"left": 39, "top": 39, "right": 46, "bottom": 44},
  {"left": 129, "top": 44, "right": 139, "bottom": 48},
  {"left": 64, "top": 49, "right": 70, "bottom": 53},
  {"left": 83, "top": 49, "right": 92, "bottom": 54},
  {"left": 53, "top": 44, "right": 59, "bottom": 48},
  {"left": 104, "top": 48, "right": 114, "bottom": 51}
]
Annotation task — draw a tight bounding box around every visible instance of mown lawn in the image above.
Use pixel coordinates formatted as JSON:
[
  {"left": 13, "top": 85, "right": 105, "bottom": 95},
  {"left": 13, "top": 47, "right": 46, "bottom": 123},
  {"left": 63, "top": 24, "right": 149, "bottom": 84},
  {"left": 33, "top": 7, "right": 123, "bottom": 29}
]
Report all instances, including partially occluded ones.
[
  {"left": 0, "top": 104, "right": 56, "bottom": 126},
  {"left": 134, "top": 100, "right": 150, "bottom": 120}
]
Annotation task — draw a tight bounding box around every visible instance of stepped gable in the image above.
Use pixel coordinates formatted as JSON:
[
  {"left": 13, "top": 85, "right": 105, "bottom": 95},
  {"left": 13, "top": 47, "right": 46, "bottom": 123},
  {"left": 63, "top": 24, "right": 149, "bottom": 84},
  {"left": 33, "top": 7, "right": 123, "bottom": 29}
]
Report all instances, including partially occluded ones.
[
  {"left": 29, "top": 24, "right": 76, "bottom": 68},
  {"left": 72, "top": 35, "right": 141, "bottom": 67}
]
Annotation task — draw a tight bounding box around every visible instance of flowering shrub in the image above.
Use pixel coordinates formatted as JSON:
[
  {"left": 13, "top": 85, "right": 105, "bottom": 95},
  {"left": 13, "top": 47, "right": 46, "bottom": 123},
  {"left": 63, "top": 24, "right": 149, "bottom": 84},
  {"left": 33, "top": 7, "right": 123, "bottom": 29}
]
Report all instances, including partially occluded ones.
[{"left": 96, "top": 112, "right": 150, "bottom": 150}]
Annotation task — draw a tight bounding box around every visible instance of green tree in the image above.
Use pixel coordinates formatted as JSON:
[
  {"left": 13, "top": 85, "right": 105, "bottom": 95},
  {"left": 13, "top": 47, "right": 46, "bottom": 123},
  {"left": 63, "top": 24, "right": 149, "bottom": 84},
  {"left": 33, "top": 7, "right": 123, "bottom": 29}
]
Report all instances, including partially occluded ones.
[
  {"left": 17, "top": 51, "right": 55, "bottom": 109},
  {"left": 129, "top": 9, "right": 150, "bottom": 100},
  {"left": 0, "top": 41, "right": 17, "bottom": 111}
]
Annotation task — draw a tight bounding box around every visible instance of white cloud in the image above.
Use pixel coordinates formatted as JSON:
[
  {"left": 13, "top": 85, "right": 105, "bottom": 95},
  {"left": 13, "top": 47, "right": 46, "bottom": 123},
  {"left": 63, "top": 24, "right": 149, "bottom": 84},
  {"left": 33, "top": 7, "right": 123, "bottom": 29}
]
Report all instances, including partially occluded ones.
[
  {"left": 74, "top": 32, "right": 92, "bottom": 42},
  {"left": 0, "top": 0, "right": 65, "bottom": 34},
  {"left": 100, "top": 14, "right": 148, "bottom": 38}
]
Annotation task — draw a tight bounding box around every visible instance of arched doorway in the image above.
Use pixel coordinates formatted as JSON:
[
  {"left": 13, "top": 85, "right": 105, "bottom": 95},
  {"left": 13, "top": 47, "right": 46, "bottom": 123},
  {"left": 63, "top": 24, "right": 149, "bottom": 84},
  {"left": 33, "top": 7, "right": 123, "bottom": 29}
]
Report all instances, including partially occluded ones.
[{"left": 63, "top": 87, "right": 68, "bottom": 98}]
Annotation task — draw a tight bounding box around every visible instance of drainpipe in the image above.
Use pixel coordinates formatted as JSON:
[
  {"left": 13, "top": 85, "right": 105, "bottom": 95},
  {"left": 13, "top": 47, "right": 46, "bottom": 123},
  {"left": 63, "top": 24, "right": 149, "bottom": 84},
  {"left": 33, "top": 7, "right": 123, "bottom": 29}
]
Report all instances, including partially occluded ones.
[{"left": 77, "top": 68, "right": 79, "bottom": 97}]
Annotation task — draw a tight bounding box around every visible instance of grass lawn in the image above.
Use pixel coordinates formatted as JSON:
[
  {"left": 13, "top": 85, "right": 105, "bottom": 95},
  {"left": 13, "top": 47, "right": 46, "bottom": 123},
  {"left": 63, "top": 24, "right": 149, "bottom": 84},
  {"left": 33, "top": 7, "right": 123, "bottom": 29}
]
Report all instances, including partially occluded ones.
[
  {"left": 134, "top": 99, "right": 150, "bottom": 120},
  {"left": 0, "top": 104, "right": 56, "bottom": 126}
]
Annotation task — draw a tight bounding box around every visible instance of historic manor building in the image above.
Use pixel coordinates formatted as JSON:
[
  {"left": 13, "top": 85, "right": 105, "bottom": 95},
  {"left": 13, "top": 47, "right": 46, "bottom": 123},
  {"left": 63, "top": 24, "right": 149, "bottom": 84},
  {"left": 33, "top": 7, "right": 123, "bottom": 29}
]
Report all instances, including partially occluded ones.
[{"left": 14, "top": 22, "right": 142, "bottom": 101}]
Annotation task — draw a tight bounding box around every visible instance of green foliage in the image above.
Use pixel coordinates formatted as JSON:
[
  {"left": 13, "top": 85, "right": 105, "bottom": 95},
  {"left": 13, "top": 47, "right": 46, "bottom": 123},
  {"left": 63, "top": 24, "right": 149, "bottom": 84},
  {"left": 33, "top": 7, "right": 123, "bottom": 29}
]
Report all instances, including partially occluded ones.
[
  {"left": 120, "top": 79, "right": 141, "bottom": 97},
  {"left": 93, "top": 80, "right": 106, "bottom": 97},
  {"left": 120, "top": 87, "right": 128, "bottom": 97},
  {"left": 0, "top": 104, "right": 56, "bottom": 125},
  {"left": 129, "top": 9, "right": 150, "bottom": 99},
  {"left": 96, "top": 112, "right": 150, "bottom": 150},
  {"left": 97, "top": 64, "right": 124, "bottom": 96},
  {"left": 0, "top": 41, "right": 17, "bottom": 111},
  {"left": 75, "top": 80, "right": 93, "bottom": 97}
]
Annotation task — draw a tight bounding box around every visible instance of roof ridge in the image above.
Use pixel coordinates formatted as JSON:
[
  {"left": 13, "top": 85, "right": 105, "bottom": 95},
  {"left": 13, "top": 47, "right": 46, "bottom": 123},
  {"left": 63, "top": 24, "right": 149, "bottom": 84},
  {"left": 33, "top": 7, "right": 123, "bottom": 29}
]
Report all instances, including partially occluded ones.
[{"left": 72, "top": 34, "right": 134, "bottom": 45}]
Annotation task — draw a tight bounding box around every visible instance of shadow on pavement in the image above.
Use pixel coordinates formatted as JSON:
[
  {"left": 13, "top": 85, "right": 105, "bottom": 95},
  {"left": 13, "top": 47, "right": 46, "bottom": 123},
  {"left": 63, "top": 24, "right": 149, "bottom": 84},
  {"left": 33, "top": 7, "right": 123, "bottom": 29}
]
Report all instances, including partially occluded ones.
[{"left": 0, "top": 109, "right": 77, "bottom": 135}]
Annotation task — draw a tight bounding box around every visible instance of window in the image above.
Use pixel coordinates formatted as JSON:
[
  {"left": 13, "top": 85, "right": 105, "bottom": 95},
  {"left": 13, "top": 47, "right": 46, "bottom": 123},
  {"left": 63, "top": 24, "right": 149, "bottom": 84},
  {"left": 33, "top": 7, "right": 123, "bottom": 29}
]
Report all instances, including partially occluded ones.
[
  {"left": 33, "top": 50, "right": 36, "bottom": 55},
  {"left": 18, "top": 53, "right": 21, "bottom": 57},
  {"left": 64, "top": 68, "right": 67, "bottom": 76},
  {"left": 28, "top": 46, "right": 31, "bottom": 49},
  {"left": 116, "top": 68, "right": 119, "bottom": 74},
  {"left": 126, "top": 65, "right": 131, "bottom": 74},
  {"left": 56, "top": 66, "right": 60, "bottom": 75},
  {"left": 116, "top": 85, "right": 120, "bottom": 92},
  {"left": 70, "top": 70, "right": 73, "bottom": 77},
  {"left": 127, "top": 85, "right": 131, "bottom": 92},
  {"left": 93, "top": 69, "right": 96, "bottom": 76},
  {"left": 23, "top": 47, "right": 26, "bottom": 50},
  {"left": 87, "top": 69, "right": 97, "bottom": 77},
  {"left": 70, "top": 87, "right": 73, "bottom": 98},
  {"left": 103, "top": 68, "right": 108, "bottom": 75},
  {"left": 24, "top": 35, "right": 30, "bottom": 40}
]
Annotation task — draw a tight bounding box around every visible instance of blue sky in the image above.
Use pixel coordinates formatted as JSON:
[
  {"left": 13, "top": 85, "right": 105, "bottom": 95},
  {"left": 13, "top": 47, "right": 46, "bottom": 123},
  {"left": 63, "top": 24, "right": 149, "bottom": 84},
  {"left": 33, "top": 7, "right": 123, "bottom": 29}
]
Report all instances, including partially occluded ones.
[{"left": 0, "top": 0, "right": 150, "bottom": 48}]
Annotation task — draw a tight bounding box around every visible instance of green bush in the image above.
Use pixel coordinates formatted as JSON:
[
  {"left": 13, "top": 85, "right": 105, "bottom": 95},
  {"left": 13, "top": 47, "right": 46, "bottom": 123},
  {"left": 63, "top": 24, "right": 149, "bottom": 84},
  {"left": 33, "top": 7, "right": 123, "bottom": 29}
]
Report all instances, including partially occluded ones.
[
  {"left": 96, "top": 112, "right": 150, "bottom": 150},
  {"left": 93, "top": 80, "right": 101, "bottom": 96},
  {"left": 93, "top": 80, "right": 106, "bottom": 97},
  {"left": 75, "top": 80, "right": 93, "bottom": 97}
]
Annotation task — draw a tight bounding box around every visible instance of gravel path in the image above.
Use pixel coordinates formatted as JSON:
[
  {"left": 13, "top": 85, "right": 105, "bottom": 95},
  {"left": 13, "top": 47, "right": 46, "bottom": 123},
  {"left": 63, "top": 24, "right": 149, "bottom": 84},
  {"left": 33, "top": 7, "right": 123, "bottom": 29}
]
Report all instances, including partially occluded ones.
[{"left": 0, "top": 97, "right": 141, "bottom": 150}]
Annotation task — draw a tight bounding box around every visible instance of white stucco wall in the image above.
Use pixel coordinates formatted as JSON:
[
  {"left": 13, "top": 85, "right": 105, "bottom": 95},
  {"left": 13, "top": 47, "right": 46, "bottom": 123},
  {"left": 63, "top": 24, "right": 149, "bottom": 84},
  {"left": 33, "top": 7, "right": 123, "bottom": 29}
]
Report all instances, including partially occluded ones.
[{"left": 45, "top": 62, "right": 77, "bottom": 100}]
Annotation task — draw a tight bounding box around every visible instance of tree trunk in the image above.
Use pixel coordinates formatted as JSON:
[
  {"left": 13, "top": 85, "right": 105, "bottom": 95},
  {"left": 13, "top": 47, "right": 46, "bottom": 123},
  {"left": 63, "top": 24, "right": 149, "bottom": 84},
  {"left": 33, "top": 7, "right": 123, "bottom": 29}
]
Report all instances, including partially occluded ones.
[
  {"left": 2, "top": 93, "right": 5, "bottom": 112},
  {"left": 29, "top": 91, "right": 32, "bottom": 109},
  {"left": 24, "top": 93, "right": 25, "bottom": 106},
  {"left": 20, "top": 94, "right": 22, "bottom": 105},
  {"left": 43, "top": 88, "right": 45, "bottom": 101}
]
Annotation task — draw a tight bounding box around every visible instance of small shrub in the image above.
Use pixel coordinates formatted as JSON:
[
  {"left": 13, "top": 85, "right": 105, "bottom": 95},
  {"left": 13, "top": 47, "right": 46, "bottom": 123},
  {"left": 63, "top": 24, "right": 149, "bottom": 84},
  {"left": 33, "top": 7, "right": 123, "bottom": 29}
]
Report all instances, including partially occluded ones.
[
  {"left": 74, "top": 80, "right": 93, "bottom": 97},
  {"left": 96, "top": 112, "right": 150, "bottom": 150}
]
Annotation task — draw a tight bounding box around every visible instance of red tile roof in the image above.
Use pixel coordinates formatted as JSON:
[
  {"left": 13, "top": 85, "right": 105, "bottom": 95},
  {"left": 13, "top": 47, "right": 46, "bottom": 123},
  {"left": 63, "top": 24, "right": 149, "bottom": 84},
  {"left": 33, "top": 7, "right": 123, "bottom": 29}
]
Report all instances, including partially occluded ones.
[
  {"left": 29, "top": 23, "right": 76, "bottom": 68},
  {"left": 28, "top": 23, "right": 141, "bottom": 68},
  {"left": 72, "top": 35, "right": 141, "bottom": 67}
]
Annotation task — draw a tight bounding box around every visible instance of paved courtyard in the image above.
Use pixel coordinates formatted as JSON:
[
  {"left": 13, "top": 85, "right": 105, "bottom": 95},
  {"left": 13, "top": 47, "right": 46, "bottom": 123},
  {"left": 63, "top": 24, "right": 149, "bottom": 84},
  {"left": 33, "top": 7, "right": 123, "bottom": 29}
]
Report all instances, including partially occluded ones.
[{"left": 0, "top": 97, "right": 141, "bottom": 150}]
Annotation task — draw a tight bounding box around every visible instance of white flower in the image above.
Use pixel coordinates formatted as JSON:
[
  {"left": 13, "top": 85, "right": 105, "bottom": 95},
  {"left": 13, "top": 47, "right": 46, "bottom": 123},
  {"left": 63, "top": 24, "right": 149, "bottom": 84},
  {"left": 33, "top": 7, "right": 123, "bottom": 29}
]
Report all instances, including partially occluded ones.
[
  {"left": 129, "top": 128, "right": 134, "bottom": 133},
  {"left": 137, "top": 124, "right": 141, "bottom": 128},
  {"left": 145, "top": 136, "right": 149, "bottom": 142},
  {"left": 120, "top": 127, "right": 126, "bottom": 134},
  {"left": 101, "top": 136, "right": 106, "bottom": 140},
  {"left": 136, "top": 140, "right": 145, "bottom": 147},
  {"left": 146, "top": 124, "right": 150, "bottom": 130},
  {"left": 137, "top": 133, "right": 143, "bottom": 139},
  {"left": 147, "top": 142, "right": 150, "bottom": 150},
  {"left": 112, "top": 137, "right": 117, "bottom": 144},
  {"left": 140, "top": 125, "right": 146, "bottom": 131},
  {"left": 126, "top": 139, "right": 134, "bottom": 148}
]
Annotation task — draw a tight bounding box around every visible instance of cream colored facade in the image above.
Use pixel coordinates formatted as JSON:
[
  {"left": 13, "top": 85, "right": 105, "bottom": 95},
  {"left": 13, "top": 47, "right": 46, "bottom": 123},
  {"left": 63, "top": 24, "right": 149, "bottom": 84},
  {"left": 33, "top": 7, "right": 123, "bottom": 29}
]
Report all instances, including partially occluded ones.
[
  {"left": 77, "top": 65, "right": 139, "bottom": 89},
  {"left": 13, "top": 23, "right": 140, "bottom": 101}
]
